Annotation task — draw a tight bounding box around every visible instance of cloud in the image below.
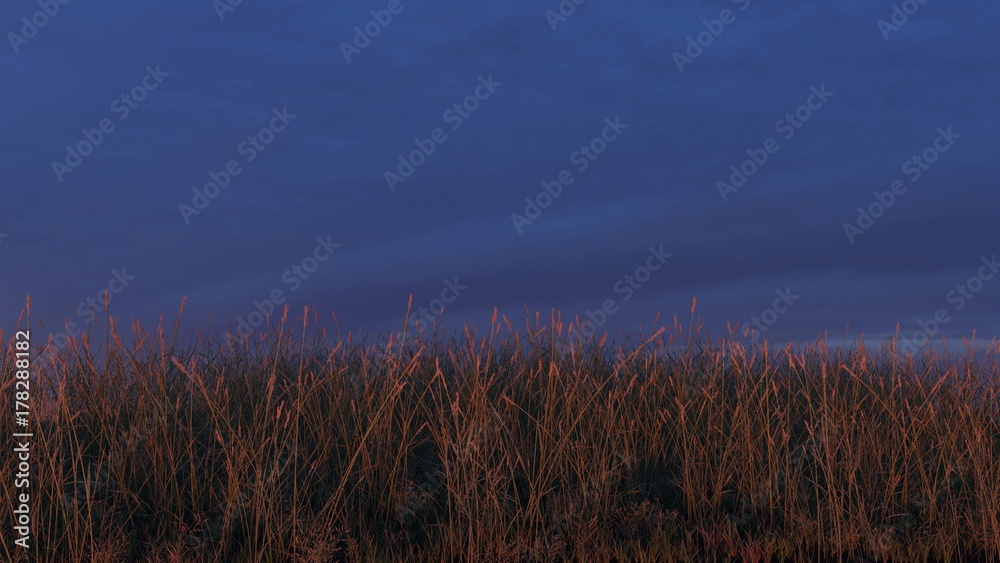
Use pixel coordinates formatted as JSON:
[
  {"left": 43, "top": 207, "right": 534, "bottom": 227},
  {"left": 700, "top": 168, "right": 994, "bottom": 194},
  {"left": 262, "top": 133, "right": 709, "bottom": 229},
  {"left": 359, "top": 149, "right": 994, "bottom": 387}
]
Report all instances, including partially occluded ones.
[{"left": 2, "top": 0, "right": 998, "bottom": 346}]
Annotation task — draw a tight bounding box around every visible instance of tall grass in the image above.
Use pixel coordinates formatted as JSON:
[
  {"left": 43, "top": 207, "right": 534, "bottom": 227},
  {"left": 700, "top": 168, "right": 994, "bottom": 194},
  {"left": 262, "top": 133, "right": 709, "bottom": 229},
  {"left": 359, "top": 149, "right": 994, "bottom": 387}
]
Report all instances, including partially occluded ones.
[{"left": 2, "top": 302, "right": 999, "bottom": 561}]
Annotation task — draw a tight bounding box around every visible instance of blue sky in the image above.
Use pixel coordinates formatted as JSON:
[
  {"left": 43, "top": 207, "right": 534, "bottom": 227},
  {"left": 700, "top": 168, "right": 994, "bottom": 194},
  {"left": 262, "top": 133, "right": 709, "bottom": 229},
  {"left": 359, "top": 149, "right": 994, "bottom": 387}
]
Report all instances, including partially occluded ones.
[{"left": 2, "top": 0, "right": 998, "bottom": 350}]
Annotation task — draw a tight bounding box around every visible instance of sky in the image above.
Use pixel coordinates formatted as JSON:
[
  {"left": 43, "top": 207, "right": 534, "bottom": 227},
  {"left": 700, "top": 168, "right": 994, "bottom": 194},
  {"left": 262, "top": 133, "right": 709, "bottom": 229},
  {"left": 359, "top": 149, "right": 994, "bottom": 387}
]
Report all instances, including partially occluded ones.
[{"left": 2, "top": 0, "right": 998, "bottom": 353}]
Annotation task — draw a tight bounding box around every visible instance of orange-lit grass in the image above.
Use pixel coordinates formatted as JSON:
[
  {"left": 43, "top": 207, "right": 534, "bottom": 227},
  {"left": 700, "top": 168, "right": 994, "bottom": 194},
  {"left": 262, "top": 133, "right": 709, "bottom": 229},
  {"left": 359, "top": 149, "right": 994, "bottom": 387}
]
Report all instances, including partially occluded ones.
[{"left": 1, "top": 301, "right": 998, "bottom": 561}]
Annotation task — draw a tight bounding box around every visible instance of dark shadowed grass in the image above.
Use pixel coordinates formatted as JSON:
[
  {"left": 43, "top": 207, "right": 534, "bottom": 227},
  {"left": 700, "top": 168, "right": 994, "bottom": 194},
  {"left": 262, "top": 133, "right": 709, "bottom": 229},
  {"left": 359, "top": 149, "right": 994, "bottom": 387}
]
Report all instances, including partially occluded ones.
[{"left": 2, "top": 302, "right": 999, "bottom": 562}]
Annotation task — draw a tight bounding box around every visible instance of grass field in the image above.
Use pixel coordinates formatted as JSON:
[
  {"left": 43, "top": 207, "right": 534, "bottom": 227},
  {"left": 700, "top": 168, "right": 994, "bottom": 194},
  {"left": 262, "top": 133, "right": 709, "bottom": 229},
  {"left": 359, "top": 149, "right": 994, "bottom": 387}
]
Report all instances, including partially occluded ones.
[{"left": 2, "top": 302, "right": 999, "bottom": 561}]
